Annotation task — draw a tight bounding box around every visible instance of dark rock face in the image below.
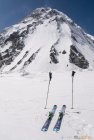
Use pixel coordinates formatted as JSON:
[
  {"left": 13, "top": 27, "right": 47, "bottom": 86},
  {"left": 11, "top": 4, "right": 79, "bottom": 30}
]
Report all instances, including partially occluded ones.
[
  {"left": 69, "top": 45, "right": 89, "bottom": 69},
  {"left": 71, "top": 35, "right": 78, "bottom": 42},
  {"left": 0, "top": 35, "right": 5, "bottom": 46},
  {"left": 62, "top": 50, "right": 66, "bottom": 54},
  {"left": 0, "top": 31, "right": 25, "bottom": 68},
  {"left": 50, "top": 46, "right": 59, "bottom": 64},
  {"left": 10, "top": 51, "right": 29, "bottom": 71},
  {"left": 22, "top": 48, "right": 40, "bottom": 69},
  {"left": 48, "top": 9, "right": 59, "bottom": 17}
]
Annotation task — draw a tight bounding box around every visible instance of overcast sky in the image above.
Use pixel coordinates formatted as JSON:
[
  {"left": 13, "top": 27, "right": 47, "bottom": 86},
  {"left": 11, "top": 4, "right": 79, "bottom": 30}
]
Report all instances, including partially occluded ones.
[{"left": 0, "top": 0, "right": 94, "bottom": 35}]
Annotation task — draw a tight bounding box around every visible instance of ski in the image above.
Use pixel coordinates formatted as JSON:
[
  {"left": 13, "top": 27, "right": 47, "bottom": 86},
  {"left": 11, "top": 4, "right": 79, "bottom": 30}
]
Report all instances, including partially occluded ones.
[
  {"left": 41, "top": 105, "right": 57, "bottom": 132},
  {"left": 53, "top": 105, "right": 66, "bottom": 132}
]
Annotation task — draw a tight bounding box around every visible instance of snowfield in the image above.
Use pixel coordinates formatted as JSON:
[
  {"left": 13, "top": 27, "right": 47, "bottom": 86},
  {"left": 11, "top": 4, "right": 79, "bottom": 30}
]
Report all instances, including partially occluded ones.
[{"left": 0, "top": 71, "right": 94, "bottom": 140}]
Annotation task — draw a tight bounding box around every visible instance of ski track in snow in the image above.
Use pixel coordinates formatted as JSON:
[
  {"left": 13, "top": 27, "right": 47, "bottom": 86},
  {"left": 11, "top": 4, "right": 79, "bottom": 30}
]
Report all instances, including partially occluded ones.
[{"left": 0, "top": 71, "right": 94, "bottom": 140}]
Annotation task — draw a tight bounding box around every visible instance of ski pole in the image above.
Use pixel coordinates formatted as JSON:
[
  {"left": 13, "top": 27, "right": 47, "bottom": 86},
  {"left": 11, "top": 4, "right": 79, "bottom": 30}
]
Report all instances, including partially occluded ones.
[
  {"left": 72, "top": 76, "right": 74, "bottom": 109},
  {"left": 45, "top": 79, "right": 51, "bottom": 109},
  {"left": 71, "top": 71, "right": 76, "bottom": 109}
]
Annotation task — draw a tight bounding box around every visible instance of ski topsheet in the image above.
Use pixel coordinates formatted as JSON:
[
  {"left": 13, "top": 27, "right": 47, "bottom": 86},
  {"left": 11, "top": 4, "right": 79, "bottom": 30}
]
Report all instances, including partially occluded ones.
[
  {"left": 41, "top": 105, "right": 57, "bottom": 131},
  {"left": 53, "top": 105, "right": 66, "bottom": 132}
]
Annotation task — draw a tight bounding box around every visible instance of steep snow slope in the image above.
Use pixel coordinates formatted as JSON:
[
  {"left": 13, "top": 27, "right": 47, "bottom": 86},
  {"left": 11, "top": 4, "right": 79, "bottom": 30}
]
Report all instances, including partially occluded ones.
[{"left": 0, "top": 7, "right": 94, "bottom": 73}]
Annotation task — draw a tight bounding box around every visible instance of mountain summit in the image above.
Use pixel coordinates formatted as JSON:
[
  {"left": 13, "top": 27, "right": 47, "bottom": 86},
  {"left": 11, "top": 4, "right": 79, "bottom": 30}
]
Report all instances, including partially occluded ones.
[{"left": 0, "top": 7, "right": 94, "bottom": 73}]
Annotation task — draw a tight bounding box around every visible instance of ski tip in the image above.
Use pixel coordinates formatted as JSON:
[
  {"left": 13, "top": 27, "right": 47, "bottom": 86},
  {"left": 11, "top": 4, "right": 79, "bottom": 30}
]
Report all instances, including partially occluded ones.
[
  {"left": 41, "top": 128, "right": 48, "bottom": 132},
  {"left": 53, "top": 128, "right": 59, "bottom": 132}
]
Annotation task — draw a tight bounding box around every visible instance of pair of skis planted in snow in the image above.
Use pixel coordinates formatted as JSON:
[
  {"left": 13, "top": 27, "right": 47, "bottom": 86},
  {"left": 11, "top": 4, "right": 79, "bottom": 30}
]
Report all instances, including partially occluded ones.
[{"left": 41, "top": 105, "right": 66, "bottom": 132}]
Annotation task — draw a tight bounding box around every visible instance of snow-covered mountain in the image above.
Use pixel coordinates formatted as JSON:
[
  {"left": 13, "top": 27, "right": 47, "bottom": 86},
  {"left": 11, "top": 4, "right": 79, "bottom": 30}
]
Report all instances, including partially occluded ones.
[{"left": 0, "top": 7, "right": 94, "bottom": 73}]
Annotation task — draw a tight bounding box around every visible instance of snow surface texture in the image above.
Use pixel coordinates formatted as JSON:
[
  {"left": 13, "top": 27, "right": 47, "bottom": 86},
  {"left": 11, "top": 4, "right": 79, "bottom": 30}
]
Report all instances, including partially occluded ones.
[
  {"left": 0, "top": 7, "right": 94, "bottom": 73},
  {"left": 0, "top": 72, "right": 94, "bottom": 140}
]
